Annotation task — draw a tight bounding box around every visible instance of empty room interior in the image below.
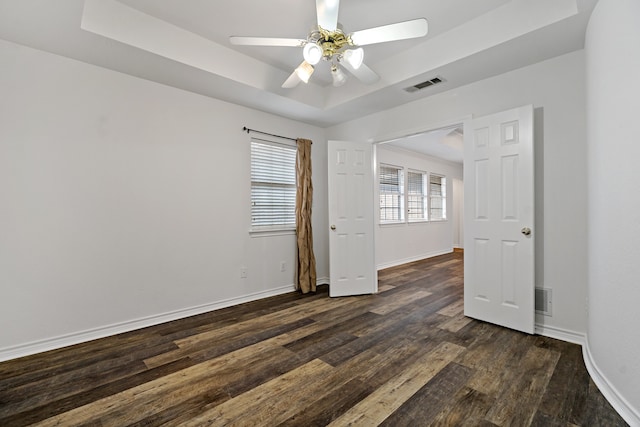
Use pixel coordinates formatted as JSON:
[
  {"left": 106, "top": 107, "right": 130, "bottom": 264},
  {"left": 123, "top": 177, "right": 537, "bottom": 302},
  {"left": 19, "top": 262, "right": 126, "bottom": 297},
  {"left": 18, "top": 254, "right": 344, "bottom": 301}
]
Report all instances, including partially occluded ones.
[{"left": 1, "top": 0, "right": 639, "bottom": 425}]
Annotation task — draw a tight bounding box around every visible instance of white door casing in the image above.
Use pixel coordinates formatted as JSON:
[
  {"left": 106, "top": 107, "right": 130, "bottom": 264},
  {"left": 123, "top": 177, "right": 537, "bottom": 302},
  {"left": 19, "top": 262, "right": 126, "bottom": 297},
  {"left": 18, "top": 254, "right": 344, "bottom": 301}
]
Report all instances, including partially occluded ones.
[
  {"left": 463, "top": 105, "right": 535, "bottom": 334},
  {"left": 328, "top": 140, "right": 377, "bottom": 297}
]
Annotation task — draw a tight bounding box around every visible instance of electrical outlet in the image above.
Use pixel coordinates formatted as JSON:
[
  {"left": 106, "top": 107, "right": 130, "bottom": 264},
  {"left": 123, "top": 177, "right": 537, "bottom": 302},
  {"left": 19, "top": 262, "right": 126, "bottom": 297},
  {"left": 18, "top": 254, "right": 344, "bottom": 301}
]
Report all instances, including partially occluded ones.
[
  {"left": 240, "top": 267, "right": 247, "bottom": 278},
  {"left": 280, "top": 262, "right": 286, "bottom": 272}
]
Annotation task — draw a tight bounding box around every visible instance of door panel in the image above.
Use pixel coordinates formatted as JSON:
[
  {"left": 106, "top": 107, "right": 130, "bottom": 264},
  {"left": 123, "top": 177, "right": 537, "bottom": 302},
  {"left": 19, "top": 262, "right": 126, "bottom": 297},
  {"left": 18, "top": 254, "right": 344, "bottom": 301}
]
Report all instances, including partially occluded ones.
[
  {"left": 464, "top": 105, "right": 535, "bottom": 334},
  {"left": 328, "top": 140, "right": 376, "bottom": 297}
]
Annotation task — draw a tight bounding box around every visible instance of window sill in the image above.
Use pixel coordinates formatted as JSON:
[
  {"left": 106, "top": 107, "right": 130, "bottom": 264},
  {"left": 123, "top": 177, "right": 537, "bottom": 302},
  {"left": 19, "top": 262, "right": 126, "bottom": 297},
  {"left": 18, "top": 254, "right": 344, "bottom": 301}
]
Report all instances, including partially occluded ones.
[
  {"left": 379, "top": 220, "right": 448, "bottom": 227},
  {"left": 249, "top": 227, "right": 296, "bottom": 238},
  {"left": 379, "top": 221, "right": 406, "bottom": 227}
]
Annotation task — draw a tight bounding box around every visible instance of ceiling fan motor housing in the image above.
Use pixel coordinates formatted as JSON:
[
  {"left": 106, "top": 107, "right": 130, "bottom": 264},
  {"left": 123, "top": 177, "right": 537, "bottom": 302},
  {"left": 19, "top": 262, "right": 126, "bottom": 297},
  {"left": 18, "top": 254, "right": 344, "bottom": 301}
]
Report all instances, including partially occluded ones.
[{"left": 310, "top": 26, "right": 353, "bottom": 60}]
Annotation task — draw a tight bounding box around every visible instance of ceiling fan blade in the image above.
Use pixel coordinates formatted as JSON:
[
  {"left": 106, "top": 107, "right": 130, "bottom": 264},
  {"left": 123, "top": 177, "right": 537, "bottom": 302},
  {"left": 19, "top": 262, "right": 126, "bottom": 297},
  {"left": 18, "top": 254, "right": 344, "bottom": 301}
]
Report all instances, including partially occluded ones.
[
  {"left": 316, "top": 0, "right": 340, "bottom": 31},
  {"left": 282, "top": 62, "right": 308, "bottom": 88},
  {"left": 350, "top": 18, "right": 428, "bottom": 46},
  {"left": 229, "top": 36, "right": 305, "bottom": 47},
  {"left": 282, "top": 71, "right": 301, "bottom": 88},
  {"left": 341, "top": 61, "right": 380, "bottom": 85}
]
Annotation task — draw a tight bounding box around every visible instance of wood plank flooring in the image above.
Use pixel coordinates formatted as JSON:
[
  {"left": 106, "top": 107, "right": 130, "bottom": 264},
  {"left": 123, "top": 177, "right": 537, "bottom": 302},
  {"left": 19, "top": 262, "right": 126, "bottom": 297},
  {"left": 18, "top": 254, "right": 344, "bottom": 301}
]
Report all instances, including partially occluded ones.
[{"left": 0, "top": 252, "right": 629, "bottom": 426}]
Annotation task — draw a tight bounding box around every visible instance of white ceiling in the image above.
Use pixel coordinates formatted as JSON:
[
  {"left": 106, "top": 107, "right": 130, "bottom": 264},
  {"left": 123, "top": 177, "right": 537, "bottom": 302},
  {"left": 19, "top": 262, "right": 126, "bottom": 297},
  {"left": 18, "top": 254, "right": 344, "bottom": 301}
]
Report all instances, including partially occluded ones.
[
  {"left": 384, "top": 126, "right": 465, "bottom": 164},
  {"left": 116, "top": 0, "right": 512, "bottom": 86},
  {"left": 0, "top": 0, "right": 597, "bottom": 137}
]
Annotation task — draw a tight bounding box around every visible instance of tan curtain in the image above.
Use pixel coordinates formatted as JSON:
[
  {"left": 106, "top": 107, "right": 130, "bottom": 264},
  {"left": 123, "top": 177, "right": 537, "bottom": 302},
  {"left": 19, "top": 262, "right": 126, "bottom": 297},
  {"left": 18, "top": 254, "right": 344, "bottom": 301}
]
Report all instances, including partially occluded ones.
[{"left": 295, "top": 138, "right": 317, "bottom": 294}]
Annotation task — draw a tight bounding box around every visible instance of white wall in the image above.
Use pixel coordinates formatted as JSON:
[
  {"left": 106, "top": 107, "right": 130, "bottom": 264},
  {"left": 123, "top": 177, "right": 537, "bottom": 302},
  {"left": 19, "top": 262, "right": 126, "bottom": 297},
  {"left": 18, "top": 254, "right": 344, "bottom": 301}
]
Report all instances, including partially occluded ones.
[
  {"left": 375, "top": 145, "right": 462, "bottom": 269},
  {"left": 0, "top": 39, "right": 329, "bottom": 360},
  {"left": 328, "top": 49, "right": 588, "bottom": 339},
  {"left": 585, "top": 0, "right": 640, "bottom": 422}
]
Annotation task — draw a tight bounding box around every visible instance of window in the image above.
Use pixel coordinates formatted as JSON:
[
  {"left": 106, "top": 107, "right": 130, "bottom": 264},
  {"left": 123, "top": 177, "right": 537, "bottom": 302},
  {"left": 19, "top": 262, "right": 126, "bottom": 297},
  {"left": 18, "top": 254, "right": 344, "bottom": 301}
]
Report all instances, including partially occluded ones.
[
  {"left": 429, "top": 174, "right": 447, "bottom": 220},
  {"left": 379, "top": 164, "right": 404, "bottom": 222},
  {"left": 250, "top": 138, "right": 296, "bottom": 229},
  {"left": 378, "top": 161, "right": 448, "bottom": 225},
  {"left": 407, "top": 170, "right": 427, "bottom": 221}
]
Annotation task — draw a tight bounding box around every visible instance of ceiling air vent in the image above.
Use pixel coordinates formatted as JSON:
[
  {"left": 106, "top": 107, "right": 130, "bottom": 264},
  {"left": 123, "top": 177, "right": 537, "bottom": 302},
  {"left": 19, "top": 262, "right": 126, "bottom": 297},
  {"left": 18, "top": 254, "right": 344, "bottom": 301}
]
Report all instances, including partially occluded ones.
[{"left": 404, "top": 76, "right": 444, "bottom": 93}]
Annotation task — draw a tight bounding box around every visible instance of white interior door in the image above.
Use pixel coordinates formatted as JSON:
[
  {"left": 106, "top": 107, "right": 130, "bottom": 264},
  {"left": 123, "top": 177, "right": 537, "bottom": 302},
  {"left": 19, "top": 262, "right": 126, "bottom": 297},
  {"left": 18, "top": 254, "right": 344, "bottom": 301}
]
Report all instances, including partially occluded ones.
[
  {"left": 463, "top": 105, "right": 535, "bottom": 334},
  {"left": 327, "top": 140, "right": 377, "bottom": 297}
]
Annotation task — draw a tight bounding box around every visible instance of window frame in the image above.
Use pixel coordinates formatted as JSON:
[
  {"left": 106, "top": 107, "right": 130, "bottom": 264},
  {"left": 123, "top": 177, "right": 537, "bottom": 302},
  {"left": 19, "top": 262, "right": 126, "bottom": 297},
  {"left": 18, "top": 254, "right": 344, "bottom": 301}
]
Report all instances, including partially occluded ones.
[
  {"left": 249, "top": 137, "right": 297, "bottom": 234},
  {"left": 377, "top": 162, "right": 449, "bottom": 226}
]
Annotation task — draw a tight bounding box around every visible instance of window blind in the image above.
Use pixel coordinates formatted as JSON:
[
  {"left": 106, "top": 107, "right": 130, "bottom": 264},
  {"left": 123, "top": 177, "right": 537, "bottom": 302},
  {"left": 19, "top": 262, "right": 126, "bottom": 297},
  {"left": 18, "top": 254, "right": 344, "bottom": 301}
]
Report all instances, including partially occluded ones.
[
  {"left": 250, "top": 139, "right": 297, "bottom": 228},
  {"left": 379, "top": 164, "right": 404, "bottom": 222},
  {"left": 407, "top": 170, "right": 427, "bottom": 221},
  {"left": 429, "top": 174, "right": 447, "bottom": 220}
]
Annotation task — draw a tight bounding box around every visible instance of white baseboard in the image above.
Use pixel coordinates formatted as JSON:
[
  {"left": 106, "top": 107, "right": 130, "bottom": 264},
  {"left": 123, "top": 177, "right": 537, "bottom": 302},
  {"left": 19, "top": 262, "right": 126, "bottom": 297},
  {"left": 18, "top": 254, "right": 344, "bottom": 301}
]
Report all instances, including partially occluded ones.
[
  {"left": 0, "top": 284, "right": 295, "bottom": 363},
  {"left": 536, "top": 325, "right": 640, "bottom": 425},
  {"left": 535, "top": 323, "right": 586, "bottom": 346},
  {"left": 316, "top": 276, "right": 330, "bottom": 285},
  {"left": 583, "top": 338, "right": 640, "bottom": 426},
  {"left": 377, "top": 249, "right": 453, "bottom": 270}
]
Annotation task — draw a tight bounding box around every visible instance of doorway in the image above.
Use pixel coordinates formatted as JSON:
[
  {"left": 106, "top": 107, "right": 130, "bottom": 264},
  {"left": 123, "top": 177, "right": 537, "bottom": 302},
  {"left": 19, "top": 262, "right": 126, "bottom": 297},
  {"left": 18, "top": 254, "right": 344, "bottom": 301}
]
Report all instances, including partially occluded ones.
[
  {"left": 374, "top": 123, "right": 464, "bottom": 270},
  {"left": 329, "top": 106, "right": 536, "bottom": 334}
]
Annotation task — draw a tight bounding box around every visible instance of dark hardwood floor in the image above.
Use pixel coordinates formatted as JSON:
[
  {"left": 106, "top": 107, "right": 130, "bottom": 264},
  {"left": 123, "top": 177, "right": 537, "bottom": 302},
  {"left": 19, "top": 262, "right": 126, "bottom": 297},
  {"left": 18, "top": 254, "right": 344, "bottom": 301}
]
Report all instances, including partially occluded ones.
[{"left": 0, "top": 252, "right": 628, "bottom": 426}]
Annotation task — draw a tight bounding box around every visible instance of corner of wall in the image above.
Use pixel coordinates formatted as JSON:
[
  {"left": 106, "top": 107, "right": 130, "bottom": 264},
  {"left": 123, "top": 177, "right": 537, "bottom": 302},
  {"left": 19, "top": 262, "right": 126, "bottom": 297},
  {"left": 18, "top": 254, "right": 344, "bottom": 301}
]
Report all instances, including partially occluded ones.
[
  {"left": 583, "top": 339, "right": 640, "bottom": 426},
  {"left": 584, "top": 0, "right": 640, "bottom": 424}
]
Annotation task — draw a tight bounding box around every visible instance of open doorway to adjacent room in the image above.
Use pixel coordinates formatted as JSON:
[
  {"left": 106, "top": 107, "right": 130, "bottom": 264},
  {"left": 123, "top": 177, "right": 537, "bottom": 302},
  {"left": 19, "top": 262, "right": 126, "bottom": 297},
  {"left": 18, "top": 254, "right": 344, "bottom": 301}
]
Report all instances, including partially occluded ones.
[{"left": 374, "top": 124, "right": 464, "bottom": 271}]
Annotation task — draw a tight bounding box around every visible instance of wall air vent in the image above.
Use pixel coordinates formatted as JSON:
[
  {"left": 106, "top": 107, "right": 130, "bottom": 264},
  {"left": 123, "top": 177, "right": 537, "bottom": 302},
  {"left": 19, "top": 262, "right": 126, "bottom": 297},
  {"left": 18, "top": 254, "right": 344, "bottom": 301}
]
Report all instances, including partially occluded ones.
[
  {"left": 404, "top": 76, "right": 444, "bottom": 93},
  {"left": 535, "top": 288, "right": 552, "bottom": 316}
]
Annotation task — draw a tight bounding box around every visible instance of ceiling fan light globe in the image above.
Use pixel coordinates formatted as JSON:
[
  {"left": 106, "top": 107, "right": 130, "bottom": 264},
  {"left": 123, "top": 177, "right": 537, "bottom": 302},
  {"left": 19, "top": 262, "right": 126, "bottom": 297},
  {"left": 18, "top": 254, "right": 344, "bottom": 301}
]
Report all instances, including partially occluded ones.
[
  {"left": 295, "top": 62, "right": 315, "bottom": 83},
  {"left": 344, "top": 47, "right": 364, "bottom": 70},
  {"left": 303, "top": 43, "right": 323, "bottom": 65}
]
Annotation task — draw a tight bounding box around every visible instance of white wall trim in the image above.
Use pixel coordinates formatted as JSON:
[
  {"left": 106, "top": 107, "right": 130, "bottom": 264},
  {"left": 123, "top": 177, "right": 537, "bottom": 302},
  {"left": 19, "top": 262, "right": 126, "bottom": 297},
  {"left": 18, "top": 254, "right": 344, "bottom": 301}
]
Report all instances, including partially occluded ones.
[
  {"left": 316, "top": 276, "right": 330, "bottom": 285},
  {"left": 583, "top": 338, "right": 640, "bottom": 427},
  {"left": 535, "top": 323, "right": 585, "bottom": 346},
  {"left": 377, "top": 249, "right": 453, "bottom": 270},
  {"left": 0, "top": 284, "right": 295, "bottom": 363}
]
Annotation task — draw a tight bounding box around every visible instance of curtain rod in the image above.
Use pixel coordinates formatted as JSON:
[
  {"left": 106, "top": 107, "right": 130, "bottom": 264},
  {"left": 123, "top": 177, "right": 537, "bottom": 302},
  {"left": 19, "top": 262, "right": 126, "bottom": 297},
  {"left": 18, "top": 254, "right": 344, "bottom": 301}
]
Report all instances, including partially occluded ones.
[{"left": 243, "top": 126, "right": 298, "bottom": 142}]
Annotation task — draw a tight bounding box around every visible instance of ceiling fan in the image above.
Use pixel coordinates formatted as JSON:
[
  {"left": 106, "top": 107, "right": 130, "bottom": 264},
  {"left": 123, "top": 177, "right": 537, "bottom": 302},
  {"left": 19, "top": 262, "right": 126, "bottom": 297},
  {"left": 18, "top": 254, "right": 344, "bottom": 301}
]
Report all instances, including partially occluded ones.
[{"left": 229, "top": 0, "right": 428, "bottom": 88}]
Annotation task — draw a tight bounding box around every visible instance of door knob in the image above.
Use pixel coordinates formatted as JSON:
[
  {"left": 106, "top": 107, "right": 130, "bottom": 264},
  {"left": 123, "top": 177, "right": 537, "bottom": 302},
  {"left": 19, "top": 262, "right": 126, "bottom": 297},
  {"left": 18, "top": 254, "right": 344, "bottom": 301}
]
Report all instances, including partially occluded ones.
[
  {"left": 521, "top": 227, "right": 532, "bottom": 236},
  {"left": 330, "top": 225, "right": 336, "bottom": 230}
]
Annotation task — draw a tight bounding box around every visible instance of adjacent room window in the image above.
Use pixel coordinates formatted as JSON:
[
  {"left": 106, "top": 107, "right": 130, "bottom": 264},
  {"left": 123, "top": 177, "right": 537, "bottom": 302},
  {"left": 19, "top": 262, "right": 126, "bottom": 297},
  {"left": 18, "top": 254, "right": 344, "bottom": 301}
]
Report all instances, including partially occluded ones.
[
  {"left": 379, "top": 164, "right": 404, "bottom": 222},
  {"left": 429, "top": 174, "right": 447, "bottom": 220},
  {"left": 250, "top": 138, "right": 296, "bottom": 229},
  {"left": 407, "top": 170, "right": 428, "bottom": 221}
]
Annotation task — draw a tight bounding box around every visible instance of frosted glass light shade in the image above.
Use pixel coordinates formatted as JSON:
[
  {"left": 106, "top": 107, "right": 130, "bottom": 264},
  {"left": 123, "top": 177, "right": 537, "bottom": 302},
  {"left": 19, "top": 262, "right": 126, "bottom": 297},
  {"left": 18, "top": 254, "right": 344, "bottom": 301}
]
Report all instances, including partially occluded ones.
[
  {"left": 295, "top": 61, "right": 314, "bottom": 83},
  {"left": 331, "top": 65, "right": 347, "bottom": 87},
  {"left": 303, "top": 43, "right": 323, "bottom": 65}
]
